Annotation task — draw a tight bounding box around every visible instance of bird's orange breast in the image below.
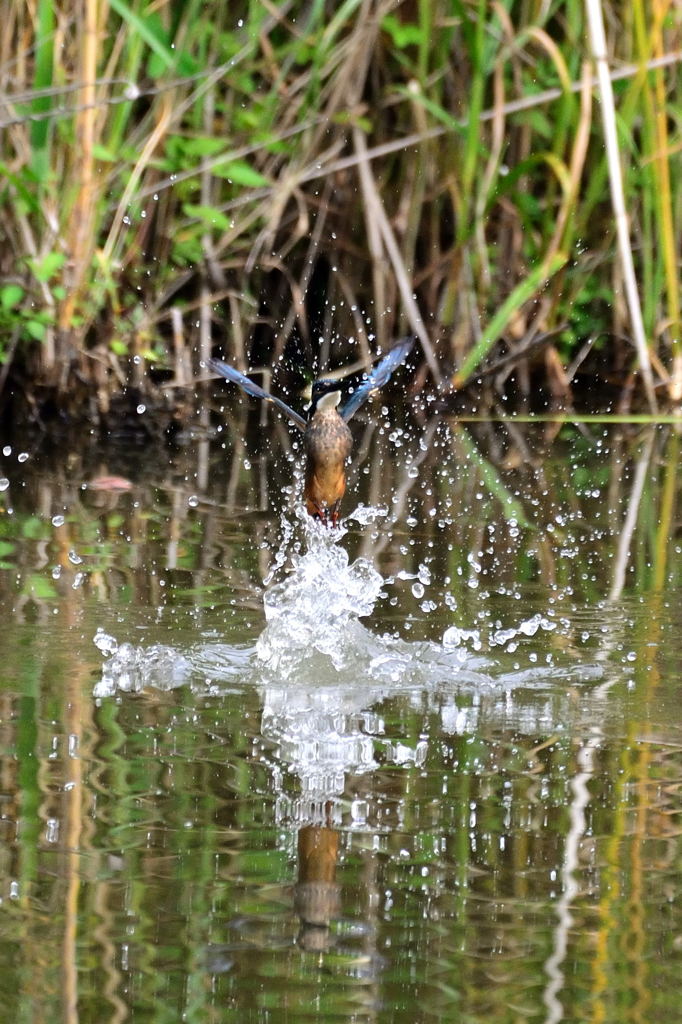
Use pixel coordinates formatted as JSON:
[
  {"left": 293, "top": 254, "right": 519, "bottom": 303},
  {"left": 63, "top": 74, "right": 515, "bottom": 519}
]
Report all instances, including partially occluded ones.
[{"left": 303, "top": 410, "right": 353, "bottom": 518}]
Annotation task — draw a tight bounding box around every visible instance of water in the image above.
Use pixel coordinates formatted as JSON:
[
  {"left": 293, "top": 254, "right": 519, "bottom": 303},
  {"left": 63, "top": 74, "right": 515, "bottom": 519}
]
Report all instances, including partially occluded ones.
[{"left": 1, "top": 418, "right": 681, "bottom": 1022}]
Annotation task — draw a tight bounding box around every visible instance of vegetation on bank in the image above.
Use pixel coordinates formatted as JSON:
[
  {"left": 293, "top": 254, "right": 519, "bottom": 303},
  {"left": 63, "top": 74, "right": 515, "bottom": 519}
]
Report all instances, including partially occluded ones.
[{"left": 1, "top": 0, "right": 681, "bottom": 423}]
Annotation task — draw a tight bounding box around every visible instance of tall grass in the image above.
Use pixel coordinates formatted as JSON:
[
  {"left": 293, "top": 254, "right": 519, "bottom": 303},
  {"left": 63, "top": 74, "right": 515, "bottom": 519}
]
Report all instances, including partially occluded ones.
[{"left": 1, "top": 0, "right": 681, "bottom": 418}]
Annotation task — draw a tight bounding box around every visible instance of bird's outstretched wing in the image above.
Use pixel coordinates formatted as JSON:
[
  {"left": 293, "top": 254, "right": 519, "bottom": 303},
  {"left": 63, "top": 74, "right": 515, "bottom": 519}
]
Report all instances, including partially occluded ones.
[
  {"left": 339, "top": 336, "right": 415, "bottom": 421},
  {"left": 207, "top": 357, "right": 307, "bottom": 431}
]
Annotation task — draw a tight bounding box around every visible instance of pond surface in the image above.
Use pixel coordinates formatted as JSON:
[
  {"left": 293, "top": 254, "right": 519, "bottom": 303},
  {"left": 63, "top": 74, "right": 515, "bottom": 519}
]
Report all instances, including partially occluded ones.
[{"left": 1, "top": 410, "right": 682, "bottom": 1022}]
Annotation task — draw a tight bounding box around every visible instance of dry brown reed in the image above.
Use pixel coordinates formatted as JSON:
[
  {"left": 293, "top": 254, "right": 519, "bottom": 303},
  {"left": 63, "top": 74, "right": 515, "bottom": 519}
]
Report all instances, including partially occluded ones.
[{"left": 1, "top": 0, "right": 681, "bottom": 421}]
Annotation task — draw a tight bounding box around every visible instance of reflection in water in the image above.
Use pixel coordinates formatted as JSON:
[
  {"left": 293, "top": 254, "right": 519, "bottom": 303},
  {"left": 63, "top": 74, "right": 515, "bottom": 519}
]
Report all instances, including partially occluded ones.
[
  {"left": 295, "top": 816, "right": 342, "bottom": 952},
  {"left": 542, "top": 721, "right": 602, "bottom": 1023},
  {"left": 2, "top": 422, "right": 682, "bottom": 1021},
  {"left": 94, "top": 505, "right": 586, "bottom": 744},
  {"left": 93, "top": 503, "right": 607, "bottom": 992}
]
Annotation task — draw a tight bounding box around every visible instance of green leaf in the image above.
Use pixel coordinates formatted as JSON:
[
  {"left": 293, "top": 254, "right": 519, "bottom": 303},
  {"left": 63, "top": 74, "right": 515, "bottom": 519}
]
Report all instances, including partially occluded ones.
[
  {"left": 395, "top": 85, "right": 461, "bottom": 132},
  {"left": 183, "top": 136, "right": 229, "bottom": 158},
  {"left": 30, "top": 251, "right": 66, "bottom": 283},
  {"left": 454, "top": 252, "right": 568, "bottom": 386},
  {"left": 212, "top": 160, "right": 269, "bottom": 187},
  {"left": 108, "top": 0, "right": 196, "bottom": 74},
  {"left": 92, "top": 143, "right": 118, "bottom": 162},
  {"left": 0, "top": 161, "right": 40, "bottom": 215},
  {"left": 183, "top": 204, "right": 232, "bottom": 231},
  {"left": 25, "top": 320, "right": 47, "bottom": 341},
  {"left": 22, "top": 516, "right": 50, "bottom": 540},
  {"left": 382, "top": 14, "right": 423, "bottom": 48},
  {"left": 30, "top": 0, "right": 55, "bottom": 164},
  {"left": 1, "top": 285, "right": 24, "bottom": 310},
  {"left": 26, "top": 574, "right": 57, "bottom": 600},
  {"left": 0, "top": 540, "right": 15, "bottom": 558},
  {"left": 332, "top": 111, "right": 373, "bottom": 132}
]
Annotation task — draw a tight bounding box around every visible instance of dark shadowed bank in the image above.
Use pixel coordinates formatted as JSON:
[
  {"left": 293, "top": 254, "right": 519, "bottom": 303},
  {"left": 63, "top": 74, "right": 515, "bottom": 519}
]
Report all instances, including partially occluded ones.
[{"left": 1, "top": 0, "right": 681, "bottom": 431}]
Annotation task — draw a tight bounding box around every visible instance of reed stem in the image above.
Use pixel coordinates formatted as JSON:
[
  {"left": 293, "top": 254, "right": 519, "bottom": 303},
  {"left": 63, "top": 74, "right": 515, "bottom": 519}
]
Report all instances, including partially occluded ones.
[{"left": 584, "top": 0, "right": 657, "bottom": 411}]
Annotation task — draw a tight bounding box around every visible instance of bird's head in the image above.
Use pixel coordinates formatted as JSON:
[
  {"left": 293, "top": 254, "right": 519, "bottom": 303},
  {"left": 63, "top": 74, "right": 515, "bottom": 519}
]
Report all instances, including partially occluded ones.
[{"left": 310, "top": 379, "right": 343, "bottom": 415}]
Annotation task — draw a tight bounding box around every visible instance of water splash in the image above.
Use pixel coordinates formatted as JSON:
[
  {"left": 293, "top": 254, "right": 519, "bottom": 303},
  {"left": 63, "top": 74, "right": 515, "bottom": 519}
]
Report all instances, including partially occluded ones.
[
  {"left": 93, "top": 503, "right": 582, "bottom": 696},
  {"left": 93, "top": 503, "right": 603, "bottom": 806},
  {"left": 93, "top": 502, "right": 498, "bottom": 695},
  {"left": 93, "top": 634, "right": 193, "bottom": 696},
  {"left": 257, "top": 518, "right": 384, "bottom": 677}
]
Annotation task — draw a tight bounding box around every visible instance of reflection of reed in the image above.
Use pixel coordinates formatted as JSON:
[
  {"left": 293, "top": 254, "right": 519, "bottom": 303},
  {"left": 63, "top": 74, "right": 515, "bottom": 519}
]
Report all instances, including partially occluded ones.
[
  {"left": 62, "top": 656, "right": 93, "bottom": 1024},
  {"left": 3, "top": 414, "right": 681, "bottom": 625},
  {"left": 3, "top": 636, "right": 682, "bottom": 1020},
  {"left": 542, "top": 731, "right": 599, "bottom": 1024},
  {"left": 609, "top": 429, "right": 655, "bottom": 601},
  {"left": 91, "top": 701, "right": 129, "bottom": 1024},
  {"left": 653, "top": 429, "right": 679, "bottom": 593}
]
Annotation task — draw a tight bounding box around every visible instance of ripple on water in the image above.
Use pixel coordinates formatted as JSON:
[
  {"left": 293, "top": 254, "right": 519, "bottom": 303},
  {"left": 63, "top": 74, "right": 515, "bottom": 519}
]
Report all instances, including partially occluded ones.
[
  {"left": 94, "top": 504, "right": 601, "bottom": 696},
  {"left": 93, "top": 504, "right": 603, "bottom": 807},
  {"left": 94, "top": 508, "right": 502, "bottom": 697}
]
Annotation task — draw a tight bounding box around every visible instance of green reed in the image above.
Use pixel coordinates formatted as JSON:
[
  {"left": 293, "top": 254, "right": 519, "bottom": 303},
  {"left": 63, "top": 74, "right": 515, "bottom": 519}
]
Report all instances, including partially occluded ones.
[{"left": 1, "top": 1, "right": 681, "bottom": 411}]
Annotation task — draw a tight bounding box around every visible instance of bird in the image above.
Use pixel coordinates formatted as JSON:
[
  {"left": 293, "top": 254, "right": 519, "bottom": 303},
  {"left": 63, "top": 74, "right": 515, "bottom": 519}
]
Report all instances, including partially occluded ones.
[{"left": 207, "top": 336, "right": 414, "bottom": 525}]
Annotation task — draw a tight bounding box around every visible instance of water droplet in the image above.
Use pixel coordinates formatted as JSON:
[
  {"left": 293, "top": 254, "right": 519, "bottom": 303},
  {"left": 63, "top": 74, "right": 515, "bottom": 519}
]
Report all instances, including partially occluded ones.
[
  {"left": 2, "top": 445, "right": 10, "bottom": 456},
  {"left": 17, "top": 452, "right": 28, "bottom": 463},
  {"left": 188, "top": 495, "right": 199, "bottom": 508},
  {"left": 136, "top": 404, "right": 146, "bottom": 414},
  {"left": 93, "top": 629, "right": 119, "bottom": 655},
  {"left": 68, "top": 550, "right": 83, "bottom": 565},
  {"left": 417, "top": 564, "right": 431, "bottom": 586},
  {"left": 0, "top": 478, "right": 9, "bottom": 491},
  {"left": 52, "top": 514, "right": 65, "bottom": 527}
]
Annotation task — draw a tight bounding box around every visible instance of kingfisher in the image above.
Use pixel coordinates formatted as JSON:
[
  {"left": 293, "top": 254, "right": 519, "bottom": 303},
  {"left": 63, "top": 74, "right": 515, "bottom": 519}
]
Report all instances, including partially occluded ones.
[{"left": 207, "top": 336, "right": 414, "bottom": 525}]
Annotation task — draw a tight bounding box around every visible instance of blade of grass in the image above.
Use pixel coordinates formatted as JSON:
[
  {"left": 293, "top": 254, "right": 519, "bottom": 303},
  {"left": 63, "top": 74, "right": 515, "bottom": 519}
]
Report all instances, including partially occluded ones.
[
  {"left": 353, "top": 123, "right": 442, "bottom": 383},
  {"left": 58, "top": 0, "right": 100, "bottom": 349},
  {"left": 289, "top": 49, "right": 682, "bottom": 193},
  {"left": 650, "top": 0, "right": 681, "bottom": 399},
  {"left": 30, "top": 0, "right": 55, "bottom": 180},
  {"left": 101, "top": 94, "right": 173, "bottom": 267},
  {"left": 108, "top": 0, "right": 191, "bottom": 72},
  {"left": 456, "top": 0, "right": 487, "bottom": 245},
  {"left": 453, "top": 252, "right": 568, "bottom": 387},
  {"left": 584, "top": 0, "right": 657, "bottom": 411}
]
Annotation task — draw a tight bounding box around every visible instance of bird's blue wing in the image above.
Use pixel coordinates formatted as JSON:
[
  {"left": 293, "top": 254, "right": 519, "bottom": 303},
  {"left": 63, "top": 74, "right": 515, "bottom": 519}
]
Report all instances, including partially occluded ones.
[
  {"left": 207, "top": 358, "right": 307, "bottom": 431},
  {"left": 339, "top": 336, "right": 415, "bottom": 421}
]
